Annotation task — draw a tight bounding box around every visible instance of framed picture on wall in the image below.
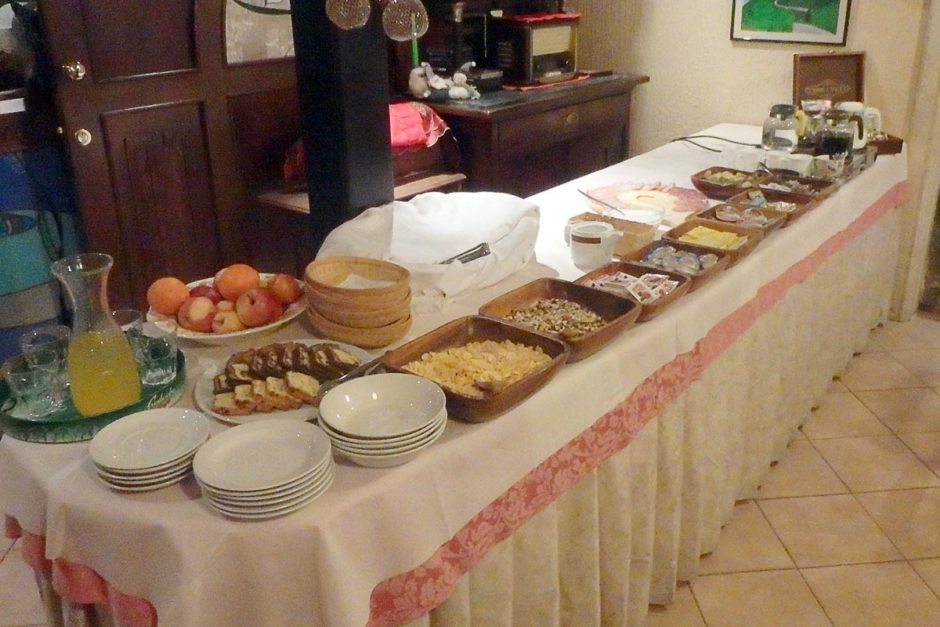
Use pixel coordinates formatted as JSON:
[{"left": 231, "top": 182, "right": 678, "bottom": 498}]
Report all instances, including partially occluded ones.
[{"left": 731, "top": 0, "right": 852, "bottom": 45}]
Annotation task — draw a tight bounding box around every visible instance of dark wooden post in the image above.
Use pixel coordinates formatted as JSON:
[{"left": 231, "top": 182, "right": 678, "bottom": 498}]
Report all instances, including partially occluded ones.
[{"left": 289, "top": 0, "right": 395, "bottom": 250}]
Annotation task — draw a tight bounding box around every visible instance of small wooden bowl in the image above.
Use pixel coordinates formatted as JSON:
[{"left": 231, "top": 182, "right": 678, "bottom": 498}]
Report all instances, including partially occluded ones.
[
  {"left": 308, "top": 288, "right": 411, "bottom": 329},
  {"left": 574, "top": 262, "right": 691, "bottom": 322},
  {"left": 661, "top": 218, "right": 763, "bottom": 266},
  {"left": 306, "top": 307, "right": 412, "bottom": 349},
  {"left": 693, "top": 204, "right": 787, "bottom": 234},
  {"left": 304, "top": 257, "right": 411, "bottom": 305},
  {"left": 381, "top": 316, "right": 569, "bottom": 423},
  {"left": 477, "top": 278, "right": 640, "bottom": 362},
  {"left": 620, "top": 241, "right": 731, "bottom": 292},
  {"left": 689, "top": 167, "right": 768, "bottom": 201},
  {"left": 726, "top": 188, "right": 816, "bottom": 223},
  {"left": 762, "top": 174, "right": 838, "bottom": 201}
]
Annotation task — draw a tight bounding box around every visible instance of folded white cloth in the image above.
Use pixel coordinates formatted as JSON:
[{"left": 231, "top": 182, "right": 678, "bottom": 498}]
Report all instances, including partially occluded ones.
[{"left": 317, "top": 192, "right": 540, "bottom": 309}]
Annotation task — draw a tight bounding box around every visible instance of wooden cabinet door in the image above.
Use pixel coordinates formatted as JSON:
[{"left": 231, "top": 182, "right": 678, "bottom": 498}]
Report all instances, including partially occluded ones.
[{"left": 38, "top": 0, "right": 289, "bottom": 308}]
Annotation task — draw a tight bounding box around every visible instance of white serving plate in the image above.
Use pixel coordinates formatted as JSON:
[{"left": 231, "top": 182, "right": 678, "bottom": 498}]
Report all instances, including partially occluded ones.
[
  {"left": 318, "top": 373, "right": 446, "bottom": 439},
  {"left": 205, "top": 468, "right": 334, "bottom": 512},
  {"left": 193, "top": 340, "right": 372, "bottom": 425},
  {"left": 206, "top": 485, "right": 327, "bottom": 520},
  {"left": 147, "top": 274, "right": 306, "bottom": 345},
  {"left": 329, "top": 417, "right": 446, "bottom": 457},
  {"left": 98, "top": 467, "right": 192, "bottom": 492},
  {"left": 319, "top": 409, "right": 446, "bottom": 450},
  {"left": 193, "top": 420, "right": 331, "bottom": 492},
  {"left": 96, "top": 457, "right": 194, "bottom": 483},
  {"left": 197, "top": 454, "right": 331, "bottom": 497},
  {"left": 89, "top": 408, "right": 210, "bottom": 471}
]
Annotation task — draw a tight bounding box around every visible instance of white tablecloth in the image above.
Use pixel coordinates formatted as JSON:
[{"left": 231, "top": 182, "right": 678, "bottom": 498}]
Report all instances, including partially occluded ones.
[{"left": 0, "top": 125, "right": 907, "bottom": 626}]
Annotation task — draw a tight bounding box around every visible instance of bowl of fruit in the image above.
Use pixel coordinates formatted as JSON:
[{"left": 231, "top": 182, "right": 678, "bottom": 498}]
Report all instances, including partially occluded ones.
[{"left": 146, "top": 264, "right": 306, "bottom": 345}]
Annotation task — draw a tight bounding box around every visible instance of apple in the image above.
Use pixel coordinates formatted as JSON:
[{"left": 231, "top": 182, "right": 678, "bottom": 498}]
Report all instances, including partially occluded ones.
[
  {"left": 177, "top": 296, "right": 218, "bottom": 333},
  {"left": 235, "top": 287, "right": 284, "bottom": 327},
  {"left": 211, "top": 309, "right": 246, "bottom": 334},
  {"left": 217, "top": 300, "right": 235, "bottom": 312},
  {"left": 269, "top": 273, "right": 302, "bottom": 304},
  {"left": 189, "top": 284, "right": 223, "bottom": 304}
]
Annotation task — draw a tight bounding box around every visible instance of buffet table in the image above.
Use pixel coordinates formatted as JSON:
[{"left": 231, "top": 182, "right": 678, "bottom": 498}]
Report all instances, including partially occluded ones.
[{"left": 0, "top": 124, "right": 907, "bottom": 626}]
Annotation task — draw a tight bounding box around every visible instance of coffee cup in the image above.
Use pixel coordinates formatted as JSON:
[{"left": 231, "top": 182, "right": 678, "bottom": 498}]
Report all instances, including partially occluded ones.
[{"left": 568, "top": 221, "right": 620, "bottom": 270}]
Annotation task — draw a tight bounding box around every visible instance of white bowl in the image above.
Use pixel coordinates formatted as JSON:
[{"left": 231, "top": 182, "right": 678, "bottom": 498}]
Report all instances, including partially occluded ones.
[{"left": 319, "top": 373, "right": 446, "bottom": 439}]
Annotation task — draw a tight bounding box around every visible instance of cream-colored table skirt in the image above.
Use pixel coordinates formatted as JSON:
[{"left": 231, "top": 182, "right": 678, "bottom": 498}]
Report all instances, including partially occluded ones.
[{"left": 0, "top": 125, "right": 907, "bottom": 626}]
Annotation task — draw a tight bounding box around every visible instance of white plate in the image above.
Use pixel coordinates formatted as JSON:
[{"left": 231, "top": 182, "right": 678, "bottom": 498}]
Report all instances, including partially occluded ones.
[
  {"left": 205, "top": 467, "right": 334, "bottom": 511},
  {"left": 207, "top": 473, "right": 333, "bottom": 520},
  {"left": 99, "top": 468, "right": 191, "bottom": 492},
  {"left": 146, "top": 274, "right": 306, "bottom": 345},
  {"left": 319, "top": 409, "right": 446, "bottom": 449},
  {"left": 193, "top": 420, "right": 331, "bottom": 492},
  {"left": 197, "top": 455, "right": 332, "bottom": 497},
  {"left": 194, "top": 340, "right": 373, "bottom": 425},
  {"left": 97, "top": 457, "right": 194, "bottom": 483},
  {"left": 90, "top": 408, "right": 210, "bottom": 471},
  {"left": 328, "top": 415, "right": 446, "bottom": 456}
]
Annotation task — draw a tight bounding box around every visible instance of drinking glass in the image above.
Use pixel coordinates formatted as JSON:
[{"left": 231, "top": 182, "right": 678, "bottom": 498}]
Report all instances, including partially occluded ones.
[
  {"left": 129, "top": 321, "right": 179, "bottom": 386},
  {"left": 2, "top": 354, "right": 68, "bottom": 419},
  {"left": 111, "top": 309, "right": 143, "bottom": 333},
  {"left": 19, "top": 325, "right": 70, "bottom": 399}
]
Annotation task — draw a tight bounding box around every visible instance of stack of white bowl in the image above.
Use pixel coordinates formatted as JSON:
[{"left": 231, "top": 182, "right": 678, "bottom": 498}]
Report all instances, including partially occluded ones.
[
  {"left": 193, "top": 419, "right": 334, "bottom": 520},
  {"left": 89, "top": 408, "right": 210, "bottom": 492},
  {"left": 318, "top": 373, "right": 447, "bottom": 468}
]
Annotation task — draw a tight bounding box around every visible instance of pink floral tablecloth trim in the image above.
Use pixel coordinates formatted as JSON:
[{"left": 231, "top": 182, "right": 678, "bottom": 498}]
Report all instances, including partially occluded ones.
[{"left": 368, "top": 182, "right": 907, "bottom": 625}]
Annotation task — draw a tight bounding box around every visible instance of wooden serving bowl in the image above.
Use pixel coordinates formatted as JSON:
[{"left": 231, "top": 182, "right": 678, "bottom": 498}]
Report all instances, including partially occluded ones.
[
  {"left": 725, "top": 188, "right": 816, "bottom": 223},
  {"left": 381, "top": 316, "right": 569, "bottom": 423},
  {"left": 304, "top": 257, "right": 411, "bottom": 305},
  {"left": 620, "top": 241, "right": 731, "bottom": 292},
  {"left": 306, "top": 307, "right": 412, "bottom": 349},
  {"left": 693, "top": 204, "right": 787, "bottom": 234},
  {"left": 574, "top": 262, "right": 691, "bottom": 322},
  {"left": 661, "top": 218, "right": 763, "bottom": 266},
  {"left": 689, "top": 167, "right": 768, "bottom": 201},
  {"left": 477, "top": 278, "right": 640, "bottom": 362},
  {"left": 762, "top": 174, "right": 838, "bottom": 200}
]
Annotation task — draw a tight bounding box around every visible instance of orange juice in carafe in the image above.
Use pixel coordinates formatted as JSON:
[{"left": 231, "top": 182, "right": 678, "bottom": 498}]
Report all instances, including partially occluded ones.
[
  {"left": 51, "top": 253, "right": 143, "bottom": 417},
  {"left": 67, "top": 330, "right": 141, "bottom": 416}
]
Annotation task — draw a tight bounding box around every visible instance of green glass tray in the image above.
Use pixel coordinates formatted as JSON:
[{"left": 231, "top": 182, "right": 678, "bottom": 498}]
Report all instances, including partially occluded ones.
[{"left": 0, "top": 352, "right": 187, "bottom": 444}]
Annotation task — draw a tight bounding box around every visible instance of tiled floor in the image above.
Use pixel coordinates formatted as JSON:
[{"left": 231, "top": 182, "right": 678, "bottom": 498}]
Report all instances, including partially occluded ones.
[
  {"left": 649, "top": 313, "right": 940, "bottom": 626},
  {"left": 3, "top": 315, "right": 940, "bottom": 627}
]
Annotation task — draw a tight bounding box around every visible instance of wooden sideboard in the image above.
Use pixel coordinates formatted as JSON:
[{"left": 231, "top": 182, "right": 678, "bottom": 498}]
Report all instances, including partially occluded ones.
[{"left": 427, "top": 73, "right": 649, "bottom": 197}]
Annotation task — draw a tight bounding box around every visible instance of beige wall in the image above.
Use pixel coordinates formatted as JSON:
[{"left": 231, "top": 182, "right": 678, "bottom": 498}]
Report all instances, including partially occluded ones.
[{"left": 576, "top": 0, "right": 925, "bottom": 155}]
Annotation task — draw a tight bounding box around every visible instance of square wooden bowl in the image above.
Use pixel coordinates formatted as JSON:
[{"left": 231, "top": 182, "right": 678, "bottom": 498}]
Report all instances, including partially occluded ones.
[
  {"left": 661, "top": 218, "right": 763, "bottom": 266},
  {"left": 574, "top": 262, "right": 692, "bottom": 322},
  {"left": 726, "top": 188, "right": 816, "bottom": 223},
  {"left": 689, "top": 167, "right": 768, "bottom": 201},
  {"left": 693, "top": 204, "right": 787, "bottom": 234},
  {"left": 381, "top": 316, "right": 569, "bottom": 423},
  {"left": 761, "top": 174, "right": 838, "bottom": 201},
  {"left": 620, "top": 241, "right": 731, "bottom": 292},
  {"left": 477, "top": 278, "right": 641, "bottom": 362},
  {"left": 566, "top": 212, "right": 657, "bottom": 258}
]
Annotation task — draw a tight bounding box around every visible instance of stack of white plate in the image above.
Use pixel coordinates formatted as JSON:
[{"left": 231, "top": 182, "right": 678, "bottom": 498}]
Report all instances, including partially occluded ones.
[
  {"left": 89, "top": 408, "right": 210, "bottom": 492},
  {"left": 318, "top": 373, "right": 447, "bottom": 468},
  {"left": 193, "top": 419, "right": 334, "bottom": 520}
]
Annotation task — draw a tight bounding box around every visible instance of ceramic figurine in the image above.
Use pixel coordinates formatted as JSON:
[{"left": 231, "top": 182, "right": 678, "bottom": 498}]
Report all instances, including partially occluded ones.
[{"left": 408, "top": 66, "right": 430, "bottom": 99}]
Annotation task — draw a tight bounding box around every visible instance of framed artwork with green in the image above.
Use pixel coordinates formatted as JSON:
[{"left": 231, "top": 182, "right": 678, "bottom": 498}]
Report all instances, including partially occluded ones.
[{"left": 731, "top": 0, "right": 851, "bottom": 45}]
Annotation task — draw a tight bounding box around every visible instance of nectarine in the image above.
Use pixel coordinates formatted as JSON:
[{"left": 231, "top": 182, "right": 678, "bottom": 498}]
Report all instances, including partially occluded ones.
[
  {"left": 177, "top": 296, "right": 218, "bottom": 333},
  {"left": 216, "top": 263, "right": 260, "bottom": 301},
  {"left": 147, "top": 277, "right": 190, "bottom": 316},
  {"left": 235, "top": 287, "right": 283, "bottom": 327},
  {"left": 189, "top": 284, "right": 223, "bottom": 304},
  {"left": 269, "top": 273, "right": 302, "bottom": 304}
]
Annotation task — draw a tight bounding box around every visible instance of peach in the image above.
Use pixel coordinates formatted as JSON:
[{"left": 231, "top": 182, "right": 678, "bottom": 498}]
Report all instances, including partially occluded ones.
[
  {"left": 211, "top": 309, "right": 246, "bottom": 334},
  {"left": 235, "top": 287, "right": 283, "bottom": 327},
  {"left": 147, "top": 277, "right": 190, "bottom": 316},
  {"left": 269, "top": 273, "right": 302, "bottom": 304},
  {"left": 177, "top": 296, "right": 217, "bottom": 333},
  {"left": 217, "top": 300, "right": 235, "bottom": 312},
  {"left": 189, "top": 284, "right": 223, "bottom": 304},
  {"left": 215, "top": 263, "right": 260, "bottom": 301}
]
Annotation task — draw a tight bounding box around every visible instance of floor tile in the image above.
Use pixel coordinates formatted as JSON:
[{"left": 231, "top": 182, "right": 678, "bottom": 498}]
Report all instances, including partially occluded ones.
[
  {"left": 891, "top": 348, "right": 940, "bottom": 386},
  {"left": 910, "top": 558, "right": 940, "bottom": 598},
  {"left": 801, "top": 392, "right": 891, "bottom": 440},
  {"left": 757, "top": 441, "right": 848, "bottom": 499},
  {"left": 870, "top": 314, "right": 940, "bottom": 351},
  {"left": 691, "top": 570, "right": 829, "bottom": 627},
  {"left": 840, "top": 352, "right": 923, "bottom": 391},
  {"left": 0, "top": 548, "right": 48, "bottom": 626},
  {"left": 758, "top": 494, "right": 901, "bottom": 567},
  {"left": 813, "top": 435, "right": 940, "bottom": 492},
  {"left": 855, "top": 387, "right": 940, "bottom": 433},
  {"left": 802, "top": 562, "right": 940, "bottom": 626},
  {"left": 698, "top": 501, "right": 793, "bottom": 574},
  {"left": 857, "top": 489, "right": 940, "bottom": 559},
  {"left": 898, "top": 432, "right": 940, "bottom": 475},
  {"left": 646, "top": 583, "right": 705, "bottom": 627},
  {"left": 826, "top": 378, "right": 847, "bottom": 394}
]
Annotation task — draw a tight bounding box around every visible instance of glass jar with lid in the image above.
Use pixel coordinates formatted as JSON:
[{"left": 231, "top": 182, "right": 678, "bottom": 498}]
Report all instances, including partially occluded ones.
[
  {"left": 761, "top": 104, "right": 799, "bottom": 152},
  {"left": 815, "top": 110, "right": 855, "bottom": 157}
]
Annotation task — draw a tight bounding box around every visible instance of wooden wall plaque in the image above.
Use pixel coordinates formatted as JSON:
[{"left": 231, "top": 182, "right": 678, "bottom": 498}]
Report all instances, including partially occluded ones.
[{"left": 793, "top": 51, "right": 865, "bottom": 105}]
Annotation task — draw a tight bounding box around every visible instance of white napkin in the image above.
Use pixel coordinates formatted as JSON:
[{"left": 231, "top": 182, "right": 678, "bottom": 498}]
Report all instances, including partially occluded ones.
[{"left": 317, "top": 192, "right": 540, "bottom": 309}]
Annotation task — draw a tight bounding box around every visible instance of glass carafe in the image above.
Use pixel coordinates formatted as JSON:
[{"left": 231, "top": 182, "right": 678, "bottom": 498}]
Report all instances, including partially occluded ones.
[
  {"left": 51, "top": 253, "right": 141, "bottom": 417},
  {"left": 761, "top": 104, "right": 799, "bottom": 152},
  {"left": 815, "top": 111, "right": 855, "bottom": 157}
]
